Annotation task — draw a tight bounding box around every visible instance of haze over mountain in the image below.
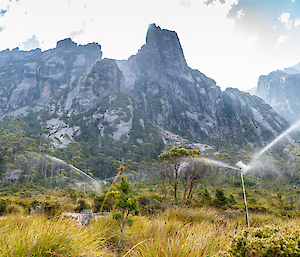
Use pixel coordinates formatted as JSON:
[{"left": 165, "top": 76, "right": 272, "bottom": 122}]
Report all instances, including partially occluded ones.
[
  {"left": 1, "top": 0, "right": 300, "bottom": 92},
  {"left": 256, "top": 62, "right": 300, "bottom": 124},
  {"left": 0, "top": 24, "right": 290, "bottom": 160}
]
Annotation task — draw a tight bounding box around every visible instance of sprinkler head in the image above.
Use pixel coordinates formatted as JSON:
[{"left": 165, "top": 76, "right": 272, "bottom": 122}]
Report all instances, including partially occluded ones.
[{"left": 236, "top": 161, "right": 251, "bottom": 173}]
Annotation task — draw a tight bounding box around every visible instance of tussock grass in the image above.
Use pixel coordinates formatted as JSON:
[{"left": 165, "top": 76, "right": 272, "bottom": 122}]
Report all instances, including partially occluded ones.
[
  {"left": 245, "top": 212, "right": 286, "bottom": 227},
  {"left": 122, "top": 207, "right": 236, "bottom": 256},
  {"left": 164, "top": 206, "right": 221, "bottom": 223},
  {"left": 1, "top": 206, "right": 298, "bottom": 256},
  {"left": 0, "top": 214, "right": 108, "bottom": 256}
]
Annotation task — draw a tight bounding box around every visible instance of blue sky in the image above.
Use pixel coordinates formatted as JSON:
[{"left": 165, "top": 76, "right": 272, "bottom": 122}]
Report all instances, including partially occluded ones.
[{"left": 0, "top": 0, "right": 299, "bottom": 91}]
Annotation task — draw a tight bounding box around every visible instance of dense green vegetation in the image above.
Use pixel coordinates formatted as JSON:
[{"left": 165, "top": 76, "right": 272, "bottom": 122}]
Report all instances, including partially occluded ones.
[
  {"left": 1, "top": 116, "right": 300, "bottom": 255},
  {"left": 0, "top": 117, "right": 163, "bottom": 183}
]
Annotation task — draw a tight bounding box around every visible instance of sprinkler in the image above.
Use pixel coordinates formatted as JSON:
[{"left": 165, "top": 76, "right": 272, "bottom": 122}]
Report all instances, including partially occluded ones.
[
  {"left": 236, "top": 161, "right": 250, "bottom": 227},
  {"left": 240, "top": 167, "right": 250, "bottom": 227}
]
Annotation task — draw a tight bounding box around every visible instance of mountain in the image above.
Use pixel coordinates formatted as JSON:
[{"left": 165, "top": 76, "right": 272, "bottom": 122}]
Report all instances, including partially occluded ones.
[
  {"left": 0, "top": 24, "right": 290, "bottom": 178},
  {"left": 282, "top": 62, "right": 300, "bottom": 75},
  {"left": 256, "top": 70, "right": 300, "bottom": 124},
  {"left": 116, "top": 24, "right": 288, "bottom": 148},
  {"left": 246, "top": 87, "right": 257, "bottom": 95}
]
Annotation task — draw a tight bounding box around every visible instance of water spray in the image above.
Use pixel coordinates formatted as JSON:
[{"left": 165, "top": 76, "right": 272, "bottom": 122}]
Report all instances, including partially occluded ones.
[
  {"left": 255, "top": 120, "right": 300, "bottom": 160},
  {"left": 203, "top": 158, "right": 239, "bottom": 171},
  {"left": 203, "top": 157, "right": 250, "bottom": 226},
  {"left": 45, "top": 154, "right": 101, "bottom": 194}
]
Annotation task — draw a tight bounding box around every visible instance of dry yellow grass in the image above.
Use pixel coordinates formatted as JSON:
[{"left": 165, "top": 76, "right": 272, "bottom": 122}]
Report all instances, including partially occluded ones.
[
  {"left": 0, "top": 206, "right": 297, "bottom": 256},
  {"left": 0, "top": 214, "right": 109, "bottom": 256},
  {"left": 121, "top": 207, "right": 237, "bottom": 256}
]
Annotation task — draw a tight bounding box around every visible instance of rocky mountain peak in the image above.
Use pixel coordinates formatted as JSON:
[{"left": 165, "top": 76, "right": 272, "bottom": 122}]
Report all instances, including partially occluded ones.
[
  {"left": 0, "top": 24, "right": 290, "bottom": 160},
  {"left": 118, "top": 24, "right": 190, "bottom": 90},
  {"left": 145, "top": 23, "right": 187, "bottom": 70},
  {"left": 143, "top": 23, "right": 188, "bottom": 74},
  {"left": 56, "top": 38, "right": 77, "bottom": 50},
  {"left": 256, "top": 70, "right": 300, "bottom": 123},
  {"left": 282, "top": 62, "right": 300, "bottom": 75}
]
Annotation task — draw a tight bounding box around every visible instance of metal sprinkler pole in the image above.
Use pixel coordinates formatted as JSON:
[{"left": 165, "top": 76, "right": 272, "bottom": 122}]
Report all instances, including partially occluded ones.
[{"left": 240, "top": 168, "right": 250, "bottom": 227}]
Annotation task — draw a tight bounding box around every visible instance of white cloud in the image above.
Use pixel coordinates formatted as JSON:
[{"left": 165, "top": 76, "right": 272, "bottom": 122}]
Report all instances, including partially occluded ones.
[
  {"left": 0, "top": 0, "right": 11, "bottom": 10},
  {"left": 237, "top": 9, "right": 244, "bottom": 20},
  {"left": 295, "top": 18, "right": 300, "bottom": 28},
  {"left": 0, "top": 0, "right": 96, "bottom": 51},
  {"left": 276, "top": 35, "right": 289, "bottom": 48},
  {"left": 244, "top": 35, "right": 258, "bottom": 50},
  {"left": 0, "top": 0, "right": 299, "bottom": 92},
  {"left": 278, "top": 13, "right": 293, "bottom": 29}
]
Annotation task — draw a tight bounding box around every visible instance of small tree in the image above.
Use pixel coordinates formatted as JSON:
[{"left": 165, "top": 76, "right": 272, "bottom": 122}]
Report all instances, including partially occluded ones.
[
  {"left": 159, "top": 147, "right": 192, "bottom": 199},
  {"left": 159, "top": 147, "right": 210, "bottom": 199},
  {"left": 111, "top": 176, "right": 139, "bottom": 247},
  {"left": 181, "top": 152, "right": 211, "bottom": 199}
]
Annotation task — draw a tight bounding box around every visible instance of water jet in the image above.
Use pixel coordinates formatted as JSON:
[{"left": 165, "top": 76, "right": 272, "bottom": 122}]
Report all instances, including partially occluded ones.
[
  {"left": 254, "top": 120, "right": 300, "bottom": 160},
  {"left": 203, "top": 158, "right": 239, "bottom": 171},
  {"left": 45, "top": 154, "right": 101, "bottom": 194}
]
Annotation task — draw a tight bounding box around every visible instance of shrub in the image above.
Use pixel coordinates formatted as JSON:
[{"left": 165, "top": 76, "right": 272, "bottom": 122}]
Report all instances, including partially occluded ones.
[
  {"left": 6, "top": 203, "right": 24, "bottom": 214},
  {"left": 138, "top": 195, "right": 162, "bottom": 216},
  {"left": 199, "top": 188, "right": 212, "bottom": 205},
  {"left": 228, "top": 194, "right": 237, "bottom": 205},
  {"left": 228, "top": 224, "right": 300, "bottom": 256},
  {"left": 42, "top": 201, "right": 61, "bottom": 217},
  {"left": 213, "top": 188, "right": 228, "bottom": 207},
  {"left": 0, "top": 200, "right": 7, "bottom": 215},
  {"left": 93, "top": 193, "right": 114, "bottom": 212},
  {"left": 112, "top": 175, "right": 139, "bottom": 247},
  {"left": 75, "top": 199, "right": 90, "bottom": 213}
]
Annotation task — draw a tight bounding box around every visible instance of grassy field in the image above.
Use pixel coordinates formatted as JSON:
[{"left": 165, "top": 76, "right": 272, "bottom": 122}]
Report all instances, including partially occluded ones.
[
  {"left": 0, "top": 174, "right": 299, "bottom": 256},
  {"left": 0, "top": 206, "right": 298, "bottom": 256}
]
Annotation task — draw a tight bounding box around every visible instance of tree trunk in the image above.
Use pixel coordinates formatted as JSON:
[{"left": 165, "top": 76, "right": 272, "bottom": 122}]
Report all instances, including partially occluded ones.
[
  {"left": 161, "top": 164, "right": 167, "bottom": 197},
  {"left": 174, "top": 168, "right": 178, "bottom": 199},
  {"left": 183, "top": 175, "right": 190, "bottom": 200},
  {"left": 118, "top": 210, "right": 129, "bottom": 248},
  {"left": 118, "top": 220, "right": 125, "bottom": 248}
]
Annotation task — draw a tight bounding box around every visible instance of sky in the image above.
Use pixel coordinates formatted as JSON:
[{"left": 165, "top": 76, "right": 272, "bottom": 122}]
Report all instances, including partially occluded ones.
[{"left": 0, "top": 0, "right": 300, "bottom": 91}]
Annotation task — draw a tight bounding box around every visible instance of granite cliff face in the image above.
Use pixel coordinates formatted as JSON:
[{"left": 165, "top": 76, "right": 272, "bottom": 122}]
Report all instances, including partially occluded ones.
[
  {"left": 117, "top": 24, "right": 288, "bottom": 148},
  {"left": 0, "top": 38, "right": 102, "bottom": 115},
  {"left": 0, "top": 24, "right": 289, "bottom": 150},
  {"left": 256, "top": 70, "right": 300, "bottom": 124}
]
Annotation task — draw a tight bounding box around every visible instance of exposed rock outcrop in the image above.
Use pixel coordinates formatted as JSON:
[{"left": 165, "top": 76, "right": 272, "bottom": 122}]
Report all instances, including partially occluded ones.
[
  {"left": 256, "top": 71, "right": 300, "bottom": 124},
  {"left": 117, "top": 24, "right": 288, "bottom": 148},
  {"left": 0, "top": 25, "right": 289, "bottom": 150},
  {"left": 0, "top": 38, "right": 102, "bottom": 114}
]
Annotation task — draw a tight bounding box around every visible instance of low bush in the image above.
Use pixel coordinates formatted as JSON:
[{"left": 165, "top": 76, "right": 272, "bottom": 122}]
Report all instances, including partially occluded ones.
[
  {"left": 93, "top": 193, "right": 114, "bottom": 212},
  {"left": 75, "top": 199, "right": 90, "bottom": 213},
  {"left": 6, "top": 203, "right": 24, "bottom": 214},
  {"left": 228, "top": 223, "right": 300, "bottom": 256}
]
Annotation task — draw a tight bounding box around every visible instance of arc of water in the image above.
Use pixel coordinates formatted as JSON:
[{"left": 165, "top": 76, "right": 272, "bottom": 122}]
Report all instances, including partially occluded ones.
[
  {"left": 203, "top": 158, "right": 239, "bottom": 171},
  {"left": 69, "top": 164, "right": 96, "bottom": 182},
  {"left": 255, "top": 120, "right": 300, "bottom": 160},
  {"left": 45, "top": 154, "right": 100, "bottom": 194},
  {"left": 69, "top": 164, "right": 100, "bottom": 194}
]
